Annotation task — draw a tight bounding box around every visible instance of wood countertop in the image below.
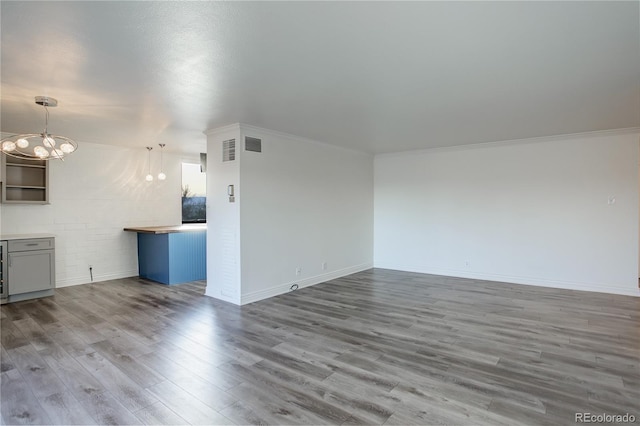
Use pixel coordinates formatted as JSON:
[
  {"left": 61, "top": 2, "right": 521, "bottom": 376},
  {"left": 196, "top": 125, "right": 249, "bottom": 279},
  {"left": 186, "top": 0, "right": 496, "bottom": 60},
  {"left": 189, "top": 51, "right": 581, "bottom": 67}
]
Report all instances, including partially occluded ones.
[{"left": 123, "top": 224, "right": 206, "bottom": 234}]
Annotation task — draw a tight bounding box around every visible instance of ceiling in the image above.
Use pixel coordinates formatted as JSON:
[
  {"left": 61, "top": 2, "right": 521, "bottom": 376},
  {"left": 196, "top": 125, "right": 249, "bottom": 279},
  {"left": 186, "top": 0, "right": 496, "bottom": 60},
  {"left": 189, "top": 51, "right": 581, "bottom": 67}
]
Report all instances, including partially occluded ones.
[{"left": 1, "top": 1, "right": 638, "bottom": 155}]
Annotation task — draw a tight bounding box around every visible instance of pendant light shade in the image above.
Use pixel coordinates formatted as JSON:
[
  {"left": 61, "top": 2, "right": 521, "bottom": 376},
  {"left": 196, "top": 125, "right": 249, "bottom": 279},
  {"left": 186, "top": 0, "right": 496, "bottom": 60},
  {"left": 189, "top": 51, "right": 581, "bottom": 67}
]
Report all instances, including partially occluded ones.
[
  {"left": 145, "top": 146, "right": 153, "bottom": 182},
  {"left": 157, "top": 143, "right": 166, "bottom": 180}
]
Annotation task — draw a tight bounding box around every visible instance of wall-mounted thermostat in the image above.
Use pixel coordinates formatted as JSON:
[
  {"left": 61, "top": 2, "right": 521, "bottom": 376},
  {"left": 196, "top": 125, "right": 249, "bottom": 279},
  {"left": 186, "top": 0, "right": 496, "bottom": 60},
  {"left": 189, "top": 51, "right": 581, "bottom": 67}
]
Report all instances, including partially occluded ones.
[{"left": 228, "top": 185, "right": 235, "bottom": 203}]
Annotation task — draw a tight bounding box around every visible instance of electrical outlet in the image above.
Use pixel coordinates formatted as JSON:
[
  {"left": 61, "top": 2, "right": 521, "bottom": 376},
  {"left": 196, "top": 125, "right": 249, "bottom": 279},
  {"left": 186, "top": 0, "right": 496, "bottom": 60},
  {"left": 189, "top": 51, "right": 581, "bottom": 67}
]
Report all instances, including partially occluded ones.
[
  {"left": 322, "top": 262, "right": 327, "bottom": 270},
  {"left": 295, "top": 267, "right": 302, "bottom": 276}
]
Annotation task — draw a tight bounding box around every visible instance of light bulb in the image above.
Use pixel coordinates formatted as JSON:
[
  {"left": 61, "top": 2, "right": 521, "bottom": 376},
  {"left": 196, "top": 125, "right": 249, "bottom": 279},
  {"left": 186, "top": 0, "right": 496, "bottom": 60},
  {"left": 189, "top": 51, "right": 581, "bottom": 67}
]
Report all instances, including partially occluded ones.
[
  {"left": 16, "top": 138, "right": 29, "bottom": 149},
  {"left": 145, "top": 174, "right": 154, "bottom": 182},
  {"left": 34, "top": 146, "right": 50, "bottom": 158},
  {"left": 158, "top": 172, "right": 166, "bottom": 181},
  {"left": 52, "top": 149, "right": 65, "bottom": 158},
  {"left": 60, "top": 143, "right": 75, "bottom": 153},
  {"left": 42, "top": 135, "right": 56, "bottom": 148},
  {"left": 2, "top": 141, "right": 16, "bottom": 152}
]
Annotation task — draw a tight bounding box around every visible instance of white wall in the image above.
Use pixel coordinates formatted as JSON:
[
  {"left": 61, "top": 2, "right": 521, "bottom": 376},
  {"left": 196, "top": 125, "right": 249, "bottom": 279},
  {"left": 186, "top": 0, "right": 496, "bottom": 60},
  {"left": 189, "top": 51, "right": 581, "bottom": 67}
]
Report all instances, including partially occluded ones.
[
  {"left": 374, "top": 130, "right": 640, "bottom": 296},
  {"left": 239, "top": 125, "right": 374, "bottom": 304},
  {"left": 204, "top": 125, "right": 242, "bottom": 304},
  {"left": 204, "top": 124, "right": 374, "bottom": 305},
  {"left": 1, "top": 141, "right": 193, "bottom": 287}
]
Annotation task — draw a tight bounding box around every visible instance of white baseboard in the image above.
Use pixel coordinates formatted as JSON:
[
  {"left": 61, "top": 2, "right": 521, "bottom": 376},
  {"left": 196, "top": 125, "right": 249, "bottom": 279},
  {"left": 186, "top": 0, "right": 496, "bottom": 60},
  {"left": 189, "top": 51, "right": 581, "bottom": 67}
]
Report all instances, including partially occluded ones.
[
  {"left": 240, "top": 262, "right": 373, "bottom": 305},
  {"left": 374, "top": 262, "right": 640, "bottom": 297},
  {"left": 204, "top": 287, "right": 241, "bottom": 305},
  {"left": 55, "top": 269, "right": 139, "bottom": 288}
]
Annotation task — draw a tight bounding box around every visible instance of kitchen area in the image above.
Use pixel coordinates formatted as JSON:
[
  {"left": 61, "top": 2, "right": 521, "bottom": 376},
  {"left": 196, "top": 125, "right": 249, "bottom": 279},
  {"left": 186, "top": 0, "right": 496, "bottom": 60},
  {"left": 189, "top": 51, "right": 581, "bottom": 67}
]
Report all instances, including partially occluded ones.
[
  {"left": 0, "top": 124, "right": 208, "bottom": 303},
  {"left": 0, "top": 151, "right": 57, "bottom": 304}
]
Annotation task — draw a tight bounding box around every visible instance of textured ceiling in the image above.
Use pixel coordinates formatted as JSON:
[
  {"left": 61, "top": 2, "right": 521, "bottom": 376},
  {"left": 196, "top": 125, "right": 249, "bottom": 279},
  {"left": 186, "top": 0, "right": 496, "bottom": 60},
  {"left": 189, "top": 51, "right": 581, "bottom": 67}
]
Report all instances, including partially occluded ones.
[{"left": 1, "top": 1, "right": 639, "bottom": 154}]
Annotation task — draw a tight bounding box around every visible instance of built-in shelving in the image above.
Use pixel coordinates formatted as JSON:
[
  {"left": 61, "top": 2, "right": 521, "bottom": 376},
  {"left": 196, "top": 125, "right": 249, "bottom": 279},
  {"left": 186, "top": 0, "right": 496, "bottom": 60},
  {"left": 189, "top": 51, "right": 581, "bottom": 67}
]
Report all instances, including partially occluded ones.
[{"left": 1, "top": 155, "right": 49, "bottom": 204}]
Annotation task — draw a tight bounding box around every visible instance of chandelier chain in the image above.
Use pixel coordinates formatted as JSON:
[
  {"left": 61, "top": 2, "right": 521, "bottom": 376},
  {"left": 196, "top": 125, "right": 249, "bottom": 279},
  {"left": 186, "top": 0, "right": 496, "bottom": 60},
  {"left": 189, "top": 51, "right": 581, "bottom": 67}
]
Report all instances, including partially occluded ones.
[{"left": 44, "top": 106, "right": 49, "bottom": 135}]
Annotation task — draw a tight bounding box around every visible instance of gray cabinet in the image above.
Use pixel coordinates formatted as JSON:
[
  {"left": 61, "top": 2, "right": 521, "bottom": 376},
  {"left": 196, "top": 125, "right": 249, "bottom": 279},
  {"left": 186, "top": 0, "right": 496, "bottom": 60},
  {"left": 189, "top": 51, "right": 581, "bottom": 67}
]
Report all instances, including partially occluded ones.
[
  {"left": 1, "top": 237, "right": 55, "bottom": 303},
  {"left": 1, "top": 156, "right": 49, "bottom": 204}
]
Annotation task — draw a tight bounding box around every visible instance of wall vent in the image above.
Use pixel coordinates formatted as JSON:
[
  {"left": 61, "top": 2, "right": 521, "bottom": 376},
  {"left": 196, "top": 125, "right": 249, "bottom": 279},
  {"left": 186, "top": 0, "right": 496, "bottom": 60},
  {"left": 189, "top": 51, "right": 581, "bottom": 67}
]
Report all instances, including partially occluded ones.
[
  {"left": 222, "top": 139, "right": 236, "bottom": 162},
  {"left": 245, "top": 136, "right": 262, "bottom": 153}
]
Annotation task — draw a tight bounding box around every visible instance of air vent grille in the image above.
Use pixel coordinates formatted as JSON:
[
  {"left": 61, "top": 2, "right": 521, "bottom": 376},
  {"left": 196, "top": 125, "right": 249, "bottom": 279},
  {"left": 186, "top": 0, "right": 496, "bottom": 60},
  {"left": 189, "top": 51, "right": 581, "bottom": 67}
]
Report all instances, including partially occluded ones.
[
  {"left": 222, "top": 139, "right": 235, "bottom": 162},
  {"left": 245, "top": 136, "right": 262, "bottom": 153}
]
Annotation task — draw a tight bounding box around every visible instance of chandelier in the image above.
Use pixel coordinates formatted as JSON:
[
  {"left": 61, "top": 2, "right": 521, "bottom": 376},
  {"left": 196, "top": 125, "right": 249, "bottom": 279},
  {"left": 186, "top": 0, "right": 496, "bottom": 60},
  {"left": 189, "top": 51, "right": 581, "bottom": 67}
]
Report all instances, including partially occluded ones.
[{"left": 1, "top": 96, "right": 77, "bottom": 160}]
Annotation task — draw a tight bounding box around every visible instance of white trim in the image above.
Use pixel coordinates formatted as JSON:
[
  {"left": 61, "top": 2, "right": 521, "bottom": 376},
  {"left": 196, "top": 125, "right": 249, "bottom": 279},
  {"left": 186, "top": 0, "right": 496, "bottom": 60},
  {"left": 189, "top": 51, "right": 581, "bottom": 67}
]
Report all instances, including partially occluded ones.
[
  {"left": 55, "top": 269, "right": 138, "bottom": 288},
  {"left": 205, "top": 285, "right": 241, "bottom": 305},
  {"left": 376, "top": 127, "right": 640, "bottom": 158},
  {"left": 203, "top": 123, "right": 241, "bottom": 137},
  {"left": 240, "top": 263, "right": 373, "bottom": 305},
  {"left": 374, "top": 263, "right": 640, "bottom": 297}
]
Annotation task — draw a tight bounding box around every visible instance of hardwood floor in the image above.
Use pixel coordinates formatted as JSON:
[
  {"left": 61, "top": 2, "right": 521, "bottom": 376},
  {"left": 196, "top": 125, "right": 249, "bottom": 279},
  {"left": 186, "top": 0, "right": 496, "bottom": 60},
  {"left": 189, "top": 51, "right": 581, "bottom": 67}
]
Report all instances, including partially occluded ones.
[{"left": 1, "top": 268, "right": 638, "bottom": 425}]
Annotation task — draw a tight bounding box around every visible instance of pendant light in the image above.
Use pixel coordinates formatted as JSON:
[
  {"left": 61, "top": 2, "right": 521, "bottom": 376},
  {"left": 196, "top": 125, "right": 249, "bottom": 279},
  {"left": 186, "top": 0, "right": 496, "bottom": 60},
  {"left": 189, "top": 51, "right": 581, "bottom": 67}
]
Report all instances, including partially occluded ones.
[
  {"left": 157, "top": 143, "right": 166, "bottom": 180},
  {"left": 145, "top": 147, "right": 153, "bottom": 181},
  {"left": 1, "top": 96, "right": 77, "bottom": 160}
]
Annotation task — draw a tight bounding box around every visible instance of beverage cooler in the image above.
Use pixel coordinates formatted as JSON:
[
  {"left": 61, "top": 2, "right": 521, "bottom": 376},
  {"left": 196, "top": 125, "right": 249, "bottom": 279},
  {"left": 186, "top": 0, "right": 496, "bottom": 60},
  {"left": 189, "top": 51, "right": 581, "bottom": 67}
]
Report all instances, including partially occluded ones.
[{"left": 0, "top": 240, "right": 7, "bottom": 303}]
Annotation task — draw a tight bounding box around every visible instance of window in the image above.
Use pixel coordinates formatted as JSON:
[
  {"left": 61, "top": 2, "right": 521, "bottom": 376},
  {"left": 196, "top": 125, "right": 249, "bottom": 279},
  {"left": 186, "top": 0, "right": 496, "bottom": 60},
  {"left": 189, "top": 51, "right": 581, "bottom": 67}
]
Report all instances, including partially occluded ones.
[{"left": 182, "top": 162, "right": 206, "bottom": 223}]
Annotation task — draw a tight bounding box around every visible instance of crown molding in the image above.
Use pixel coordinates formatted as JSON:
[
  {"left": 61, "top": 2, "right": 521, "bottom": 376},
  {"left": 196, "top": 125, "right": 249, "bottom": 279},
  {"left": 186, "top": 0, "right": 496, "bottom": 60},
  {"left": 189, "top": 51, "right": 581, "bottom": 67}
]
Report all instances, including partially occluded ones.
[
  {"left": 377, "top": 127, "right": 640, "bottom": 158},
  {"left": 203, "top": 123, "right": 241, "bottom": 137}
]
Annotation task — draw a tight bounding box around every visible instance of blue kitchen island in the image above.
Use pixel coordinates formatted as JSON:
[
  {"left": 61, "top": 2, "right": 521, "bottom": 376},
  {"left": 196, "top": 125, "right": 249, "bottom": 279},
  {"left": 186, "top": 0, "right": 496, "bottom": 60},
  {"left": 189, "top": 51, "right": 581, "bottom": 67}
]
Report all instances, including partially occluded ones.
[{"left": 124, "top": 224, "right": 206, "bottom": 285}]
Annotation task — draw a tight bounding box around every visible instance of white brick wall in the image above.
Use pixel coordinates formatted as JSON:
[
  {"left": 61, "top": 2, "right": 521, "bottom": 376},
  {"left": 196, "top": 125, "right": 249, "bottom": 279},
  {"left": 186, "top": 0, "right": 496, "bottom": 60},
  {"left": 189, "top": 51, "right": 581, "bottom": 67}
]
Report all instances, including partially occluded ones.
[{"left": 1, "top": 141, "right": 198, "bottom": 287}]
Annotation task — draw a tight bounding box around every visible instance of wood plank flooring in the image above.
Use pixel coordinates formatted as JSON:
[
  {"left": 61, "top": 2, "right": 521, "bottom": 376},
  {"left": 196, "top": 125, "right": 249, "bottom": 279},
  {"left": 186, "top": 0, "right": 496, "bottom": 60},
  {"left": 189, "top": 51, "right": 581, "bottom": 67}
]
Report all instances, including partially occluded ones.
[{"left": 1, "top": 268, "right": 638, "bottom": 425}]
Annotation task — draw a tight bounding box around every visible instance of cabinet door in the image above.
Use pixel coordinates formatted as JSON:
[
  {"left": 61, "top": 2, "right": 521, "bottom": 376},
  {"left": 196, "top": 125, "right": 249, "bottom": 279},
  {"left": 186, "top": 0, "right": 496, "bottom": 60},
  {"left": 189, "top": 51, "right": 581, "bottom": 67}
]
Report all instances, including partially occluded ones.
[{"left": 8, "top": 249, "right": 54, "bottom": 295}]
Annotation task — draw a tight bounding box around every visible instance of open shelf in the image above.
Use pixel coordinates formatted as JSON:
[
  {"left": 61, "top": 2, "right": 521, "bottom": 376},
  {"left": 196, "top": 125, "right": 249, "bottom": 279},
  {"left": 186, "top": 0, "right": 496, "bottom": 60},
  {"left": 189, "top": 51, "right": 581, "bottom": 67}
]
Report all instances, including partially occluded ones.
[{"left": 1, "top": 156, "right": 49, "bottom": 203}]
